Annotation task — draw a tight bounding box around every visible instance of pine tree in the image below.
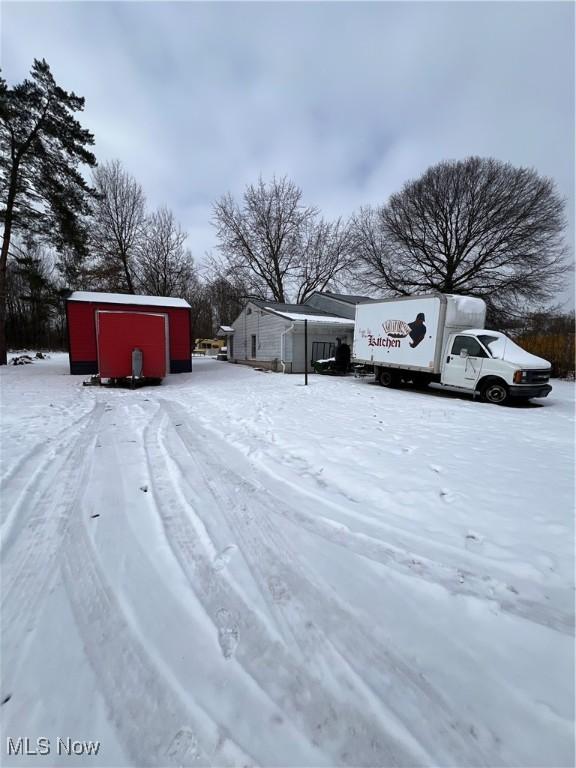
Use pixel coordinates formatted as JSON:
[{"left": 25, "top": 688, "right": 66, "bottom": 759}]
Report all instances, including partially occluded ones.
[{"left": 0, "top": 59, "right": 97, "bottom": 364}]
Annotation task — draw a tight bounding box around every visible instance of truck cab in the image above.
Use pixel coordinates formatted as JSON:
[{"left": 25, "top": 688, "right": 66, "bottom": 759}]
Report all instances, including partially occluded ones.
[{"left": 441, "top": 330, "right": 552, "bottom": 404}]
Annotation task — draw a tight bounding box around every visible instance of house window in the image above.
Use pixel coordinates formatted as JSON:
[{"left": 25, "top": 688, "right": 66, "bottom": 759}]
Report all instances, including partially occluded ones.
[{"left": 251, "top": 335, "right": 257, "bottom": 358}]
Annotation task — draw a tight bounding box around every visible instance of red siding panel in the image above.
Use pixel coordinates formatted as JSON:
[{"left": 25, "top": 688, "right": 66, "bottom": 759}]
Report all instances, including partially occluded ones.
[
  {"left": 97, "top": 312, "right": 167, "bottom": 378},
  {"left": 68, "top": 301, "right": 98, "bottom": 361},
  {"left": 167, "top": 307, "right": 192, "bottom": 360}
]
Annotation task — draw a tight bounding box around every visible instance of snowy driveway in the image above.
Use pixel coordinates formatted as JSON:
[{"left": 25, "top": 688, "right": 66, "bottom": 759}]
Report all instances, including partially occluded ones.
[{"left": 1, "top": 355, "right": 574, "bottom": 767}]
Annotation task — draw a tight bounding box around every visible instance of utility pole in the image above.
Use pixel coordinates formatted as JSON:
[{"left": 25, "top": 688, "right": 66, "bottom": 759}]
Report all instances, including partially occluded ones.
[{"left": 304, "top": 319, "right": 308, "bottom": 386}]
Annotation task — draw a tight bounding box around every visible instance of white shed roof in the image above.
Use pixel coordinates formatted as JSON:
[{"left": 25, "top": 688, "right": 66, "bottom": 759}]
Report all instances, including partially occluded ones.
[
  {"left": 265, "top": 309, "right": 354, "bottom": 324},
  {"left": 67, "top": 291, "right": 191, "bottom": 308}
]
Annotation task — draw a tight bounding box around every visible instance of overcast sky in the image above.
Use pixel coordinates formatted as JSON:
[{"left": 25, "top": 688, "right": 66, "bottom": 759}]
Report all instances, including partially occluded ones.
[{"left": 2, "top": 1, "right": 574, "bottom": 305}]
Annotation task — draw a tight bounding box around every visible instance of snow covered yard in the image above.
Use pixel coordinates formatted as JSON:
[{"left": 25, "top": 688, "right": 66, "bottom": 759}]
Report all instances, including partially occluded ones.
[{"left": 1, "top": 354, "right": 574, "bottom": 768}]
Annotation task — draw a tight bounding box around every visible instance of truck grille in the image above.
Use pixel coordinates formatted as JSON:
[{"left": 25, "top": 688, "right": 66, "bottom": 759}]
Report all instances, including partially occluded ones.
[{"left": 526, "top": 370, "right": 550, "bottom": 384}]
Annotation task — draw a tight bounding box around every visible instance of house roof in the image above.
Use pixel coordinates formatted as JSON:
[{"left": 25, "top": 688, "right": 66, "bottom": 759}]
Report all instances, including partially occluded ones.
[
  {"left": 251, "top": 299, "right": 332, "bottom": 316},
  {"left": 67, "top": 291, "right": 191, "bottom": 309},
  {"left": 308, "top": 291, "right": 373, "bottom": 305},
  {"left": 250, "top": 299, "right": 354, "bottom": 324}
]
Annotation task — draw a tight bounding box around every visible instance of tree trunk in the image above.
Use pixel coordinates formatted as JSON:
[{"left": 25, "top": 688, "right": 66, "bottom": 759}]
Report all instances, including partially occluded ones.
[
  {"left": 120, "top": 250, "right": 135, "bottom": 294},
  {"left": 0, "top": 166, "right": 19, "bottom": 365}
]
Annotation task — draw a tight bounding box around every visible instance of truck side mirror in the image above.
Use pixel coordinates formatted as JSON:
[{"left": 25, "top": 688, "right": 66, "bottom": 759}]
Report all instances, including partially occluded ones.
[{"left": 460, "top": 349, "right": 469, "bottom": 358}]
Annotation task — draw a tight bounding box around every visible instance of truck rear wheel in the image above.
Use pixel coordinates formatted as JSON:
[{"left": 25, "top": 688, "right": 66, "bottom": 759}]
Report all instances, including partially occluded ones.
[
  {"left": 378, "top": 369, "right": 396, "bottom": 387},
  {"left": 481, "top": 380, "right": 509, "bottom": 405}
]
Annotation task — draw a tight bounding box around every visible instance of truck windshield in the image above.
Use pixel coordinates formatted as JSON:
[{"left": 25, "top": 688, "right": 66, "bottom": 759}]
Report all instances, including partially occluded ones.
[{"left": 478, "top": 334, "right": 530, "bottom": 362}]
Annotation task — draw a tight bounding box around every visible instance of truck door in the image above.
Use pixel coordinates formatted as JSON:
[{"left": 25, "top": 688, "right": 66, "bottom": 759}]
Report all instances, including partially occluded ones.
[{"left": 442, "top": 336, "right": 487, "bottom": 389}]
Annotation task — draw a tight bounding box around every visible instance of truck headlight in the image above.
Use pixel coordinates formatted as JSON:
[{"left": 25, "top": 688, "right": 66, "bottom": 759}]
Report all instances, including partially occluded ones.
[{"left": 513, "top": 370, "right": 529, "bottom": 384}]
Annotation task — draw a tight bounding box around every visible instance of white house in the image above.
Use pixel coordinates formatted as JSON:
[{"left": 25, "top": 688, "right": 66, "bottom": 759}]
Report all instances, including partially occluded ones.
[{"left": 221, "top": 293, "right": 371, "bottom": 373}]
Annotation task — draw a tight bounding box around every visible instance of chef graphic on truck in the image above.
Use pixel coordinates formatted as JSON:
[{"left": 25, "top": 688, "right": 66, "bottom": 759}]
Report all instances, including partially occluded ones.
[{"left": 366, "top": 312, "right": 428, "bottom": 350}]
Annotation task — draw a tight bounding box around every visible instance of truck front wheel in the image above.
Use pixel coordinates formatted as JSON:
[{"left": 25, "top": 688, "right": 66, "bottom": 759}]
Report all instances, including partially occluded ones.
[{"left": 481, "top": 379, "right": 509, "bottom": 405}]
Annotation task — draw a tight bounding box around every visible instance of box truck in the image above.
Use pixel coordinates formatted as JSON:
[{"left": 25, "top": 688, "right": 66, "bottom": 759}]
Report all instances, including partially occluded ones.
[{"left": 353, "top": 294, "right": 552, "bottom": 404}]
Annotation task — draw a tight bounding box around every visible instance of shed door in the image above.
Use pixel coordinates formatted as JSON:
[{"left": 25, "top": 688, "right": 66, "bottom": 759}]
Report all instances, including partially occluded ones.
[{"left": 97, "top": 311, "right": 168, "bottom": 378}]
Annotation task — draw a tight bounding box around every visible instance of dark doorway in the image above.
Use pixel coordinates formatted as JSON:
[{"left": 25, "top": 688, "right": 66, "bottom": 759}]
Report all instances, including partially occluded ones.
[{"left": 311, "top": 341, "right": 335, "bottom": 365}]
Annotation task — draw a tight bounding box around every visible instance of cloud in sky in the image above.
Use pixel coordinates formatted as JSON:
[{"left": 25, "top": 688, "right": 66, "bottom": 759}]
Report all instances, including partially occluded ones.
[{"left": 2, "top": 1, "right": 574, "bottom": 303}]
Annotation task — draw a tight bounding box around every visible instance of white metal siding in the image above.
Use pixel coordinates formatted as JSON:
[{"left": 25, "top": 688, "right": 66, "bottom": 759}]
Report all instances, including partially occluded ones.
[{"left": 231, "top": 303, "right": 290, "bottom": 364}]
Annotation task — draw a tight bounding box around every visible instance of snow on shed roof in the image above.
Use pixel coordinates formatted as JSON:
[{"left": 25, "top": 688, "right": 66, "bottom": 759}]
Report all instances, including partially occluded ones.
[
  {"left": 67, "top": 291, "right": 191, "bottom": 308},
  {"left": 265, "top": 309, "right": 354, "bottom": 324}
]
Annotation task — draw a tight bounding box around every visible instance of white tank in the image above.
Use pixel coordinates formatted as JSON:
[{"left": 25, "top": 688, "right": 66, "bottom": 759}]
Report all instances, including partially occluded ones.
[
  {"left": 445, "top": 295, "right": 487, "bottom": 329},
  {"left": 131, "top": 347, "right": 143, "bottom": 378}
]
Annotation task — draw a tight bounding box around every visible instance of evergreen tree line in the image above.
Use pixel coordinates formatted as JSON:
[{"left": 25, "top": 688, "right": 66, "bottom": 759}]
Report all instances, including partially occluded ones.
[{"left": 1, "top": 59, "right": 573, "bottom": 373}]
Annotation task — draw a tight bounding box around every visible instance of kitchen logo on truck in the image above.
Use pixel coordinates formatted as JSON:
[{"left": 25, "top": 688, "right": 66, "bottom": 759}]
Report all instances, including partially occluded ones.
[{"left": 364, "top": 313, "right": 427, "bottom": 349}]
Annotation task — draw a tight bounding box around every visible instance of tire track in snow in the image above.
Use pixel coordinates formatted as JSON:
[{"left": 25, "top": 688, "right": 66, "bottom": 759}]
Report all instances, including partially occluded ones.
[
  {"left": 1, "top": 402, "right": 106, "bottom": 696},
  {"left": 263, "top": 496, "right": 573, "bottom": 636},
  {"left": 0, "top": 396, "right": 97, "bottom": 494},
  {"left": 157, "top": 401, "right": 500, "bottom": 768},
  {"left": 62, "top": 511, "right": 248, "bottom": 768},
  {"left": 157, "top": 419, "right": 434, "bottom": 765},
  {"left": 0, "top": 401, "right": 101, "bottom": 552},
  {"left": 144, "top": 407, "right": 417, "bottom": 768},
  {"left": 180, "top": 401, "right": 573, "bottom": 637}
]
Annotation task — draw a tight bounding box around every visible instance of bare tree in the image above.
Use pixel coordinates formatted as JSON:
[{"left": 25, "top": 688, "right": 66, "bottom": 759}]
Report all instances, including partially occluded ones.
[
  {"left": 296, "top": 217, "right": 353, "bottom": 303},
  {"left": 137, "top": 206, "right": 193, "bottom": 296},
  {"left": 91, "top": 159, "right": 145, "bottom": 294},
  {"left": 5, "top": 237, "right": 62, "bottom": 350},
  {"left": 207, "top": 275, "right": 246, "bottom": 328},
  {"left": 211, "top": 176, "right": 318, "bottom": 302},
  {"left": 348, "top": 206, "right": 396, "bottom": 294},
  {"left": 351, "top": 157, "right": 569, "bottom": 318},
  {"left": 185, "top": 277, "right": 215, "bottom": 341}
]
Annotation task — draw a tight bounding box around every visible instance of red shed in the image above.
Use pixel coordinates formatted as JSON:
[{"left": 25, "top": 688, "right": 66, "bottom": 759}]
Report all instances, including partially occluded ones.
[{"left": 66, "top": 291, "right": 192, "bottom": 376}]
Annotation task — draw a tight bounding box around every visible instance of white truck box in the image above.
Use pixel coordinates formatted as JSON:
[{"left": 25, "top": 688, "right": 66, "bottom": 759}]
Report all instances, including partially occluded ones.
[{"left": 354, "top": 294, "right": 486, "bottom": 373}]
